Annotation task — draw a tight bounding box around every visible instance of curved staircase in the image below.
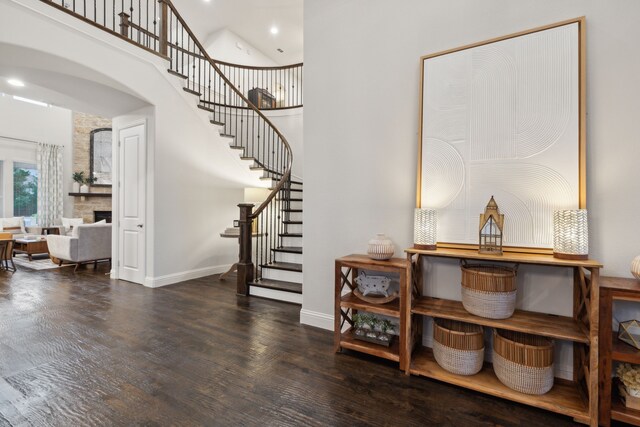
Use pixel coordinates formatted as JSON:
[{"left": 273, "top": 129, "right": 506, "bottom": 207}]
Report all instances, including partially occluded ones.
[{"left": 39, "top": 0, "right": 303, "bottom": 303}]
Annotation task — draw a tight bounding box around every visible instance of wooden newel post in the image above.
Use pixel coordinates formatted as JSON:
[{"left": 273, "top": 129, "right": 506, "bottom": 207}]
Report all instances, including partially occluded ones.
[
  {"left": 159, "top": 0, "right": 168, "bottom": 56},
  {"left": 237, "top": 203, "right": 254, "bottom": 296},
  {"left": 118, "top": 12, "right": 130, "bottom": 37}
]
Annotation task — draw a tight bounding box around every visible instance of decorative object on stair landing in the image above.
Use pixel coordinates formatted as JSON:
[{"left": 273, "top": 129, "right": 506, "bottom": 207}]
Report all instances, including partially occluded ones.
[
  {"left": 367, "top": 233, "right": 394, "bottom": 260},
  {"left": 413, "top": 208, "right": 436, "bottom": 250},
  {"left": 619, "top": 320, "right": 640, "bottom": 350},
  {"left": 552, "top": 209, "right": 588, "bottom": 260},
  {"left": 353, "top": 271, "right": 398, "bottom": 304},
  {"left": 478, "top": 196, "right": 503, "bottom": 255}
]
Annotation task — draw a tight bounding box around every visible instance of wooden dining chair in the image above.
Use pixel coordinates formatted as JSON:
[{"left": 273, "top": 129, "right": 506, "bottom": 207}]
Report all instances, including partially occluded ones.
[{"left": 0, "top": 232, "right": 16, "bottom": 272}]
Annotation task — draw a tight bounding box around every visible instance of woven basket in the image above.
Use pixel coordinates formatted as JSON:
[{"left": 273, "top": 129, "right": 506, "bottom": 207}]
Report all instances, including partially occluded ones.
[
  {"left": 493, "top": 329, "right": 554, "bottom": 395},
  {"left": 461, "top": 263, "right": 517, "bottom": 319},
  {"left": 433, "top": 319, "right": 484, "bottom": 376}
]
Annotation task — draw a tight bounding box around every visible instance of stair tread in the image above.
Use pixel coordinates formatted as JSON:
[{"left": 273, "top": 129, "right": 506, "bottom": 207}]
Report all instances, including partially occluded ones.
[
  {"left": 283, "top": 209, "right": 303, "bottom": 212},
  {"left": 229, "top": 145, "right": 245, "bottom": 150},
  {"left": 250, "top": 279, "right": 302, "bottom": 294},
  {"left": 271, "top": 187, "right": 302, "bottom": 192},
  {"left": 277, "top": 198, "right": 303, "bottom": 202},
  {"left": 183, "top": 87, "right": 201, "bottom": 96},
  {"left": 272, "top": 246, "right": 303, "bottom": 254},
  {"left": 210, "top": 119, "right": 225, "bottom": 126},
  {"left": 220, "top": 134, "right": 235, "bottom": 139},
  {"left": 260, "top": 262, "right": 303, "bottom": 272},
  {"left": 280, "top": 233, "right": 302, "bottom": 238},
  {"left": 283, "top": 221, "right": 302, "bottom": 225},
  {"left": 198, "top": 104, "right": 215, "bottom": 113},
  {"left": 167, "top": 69, "right": 188, "bottom": 79}
]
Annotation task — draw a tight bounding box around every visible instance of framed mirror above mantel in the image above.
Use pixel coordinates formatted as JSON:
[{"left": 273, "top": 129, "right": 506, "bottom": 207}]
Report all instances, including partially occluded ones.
[{"left": 90, "top": 128, "right": 113, "bottom": 187}]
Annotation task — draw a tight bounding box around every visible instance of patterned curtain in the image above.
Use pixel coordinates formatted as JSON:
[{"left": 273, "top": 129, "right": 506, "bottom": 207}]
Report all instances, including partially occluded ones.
[{"left": 37, "top": 143, "right": 64, "bottom": 227}]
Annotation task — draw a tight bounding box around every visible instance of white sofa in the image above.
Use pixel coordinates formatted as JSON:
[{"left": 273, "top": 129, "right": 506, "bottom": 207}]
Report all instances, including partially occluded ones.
[{"left": 46, "top": 223, "right": 112, "bottom": 271}]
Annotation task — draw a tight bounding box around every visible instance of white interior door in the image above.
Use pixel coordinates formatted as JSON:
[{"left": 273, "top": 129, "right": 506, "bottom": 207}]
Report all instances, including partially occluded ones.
[{"left": 118, "top": 123, "right": 146, "bottom": 284}]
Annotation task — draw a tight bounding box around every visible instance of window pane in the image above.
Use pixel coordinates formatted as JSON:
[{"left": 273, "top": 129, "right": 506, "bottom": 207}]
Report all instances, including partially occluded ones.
[{"left": 13, "top": 162, "right": 38, "bottom": 226}]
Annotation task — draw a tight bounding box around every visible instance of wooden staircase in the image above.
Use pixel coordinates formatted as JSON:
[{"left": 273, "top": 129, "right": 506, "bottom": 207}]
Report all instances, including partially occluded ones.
[
  {"left": 250, "top": 180, "right": 303, "bottom": 304},
  {"left": 38, "top": 0, "right": 302, "bottom": 304}
]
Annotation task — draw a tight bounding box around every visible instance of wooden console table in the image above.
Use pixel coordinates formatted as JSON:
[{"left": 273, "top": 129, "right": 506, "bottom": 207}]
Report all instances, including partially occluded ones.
[
  {"left": 598, "top": 276, "right": 640, "bottom": 426},
  {"left": 334, "top": 254, "right": 411, "bottom": 370},
  {"left": 405, "top": 248, "right": 602, "bottom": 426}
]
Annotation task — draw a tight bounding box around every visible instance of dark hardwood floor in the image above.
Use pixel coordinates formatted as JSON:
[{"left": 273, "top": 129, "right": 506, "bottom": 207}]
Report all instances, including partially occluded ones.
[{"left": 0, "top": 264, "right": 583, "bottom": 426}]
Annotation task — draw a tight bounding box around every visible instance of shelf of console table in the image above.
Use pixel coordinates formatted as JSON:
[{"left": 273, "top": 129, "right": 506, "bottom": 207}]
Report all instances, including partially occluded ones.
[
  {"left": 405, "top": 247, "right": 602, "bottom": 426},
  {"left": 413, "top": 297, "right": 588, "bottom": 343},
  {"left": 410, "top": 346, "right": 589, "bottom": 423}
]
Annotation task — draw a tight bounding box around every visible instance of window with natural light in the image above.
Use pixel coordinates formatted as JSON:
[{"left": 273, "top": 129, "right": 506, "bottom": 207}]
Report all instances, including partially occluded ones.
[{"left": 13, "top": 162, "right": 38, "bottom": 226}]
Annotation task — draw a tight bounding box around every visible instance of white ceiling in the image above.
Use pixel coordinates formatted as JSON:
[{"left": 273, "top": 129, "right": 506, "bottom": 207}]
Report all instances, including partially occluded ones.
[{"left": 172, "top": 0, "right": 303, "bottom": 65}]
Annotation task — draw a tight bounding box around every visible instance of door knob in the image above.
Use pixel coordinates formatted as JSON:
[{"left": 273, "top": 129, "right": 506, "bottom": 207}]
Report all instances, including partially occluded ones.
[{"left": 137, "top": 224, "right": 144, "bottom": 228}]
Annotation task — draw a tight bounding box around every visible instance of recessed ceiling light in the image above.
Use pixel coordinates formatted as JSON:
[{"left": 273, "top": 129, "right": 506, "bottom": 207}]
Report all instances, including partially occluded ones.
[
  {"left": 7, "top": 78, "right": 25, "bottom": 87},
  {"left": 270, "top": 26, "right": 279, "bottom": 35}
]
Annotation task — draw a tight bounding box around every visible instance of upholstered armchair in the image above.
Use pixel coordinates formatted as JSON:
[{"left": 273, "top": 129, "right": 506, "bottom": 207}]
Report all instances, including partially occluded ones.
[{"left": 46, "top": 224, "right": 112, "bottom": 271}]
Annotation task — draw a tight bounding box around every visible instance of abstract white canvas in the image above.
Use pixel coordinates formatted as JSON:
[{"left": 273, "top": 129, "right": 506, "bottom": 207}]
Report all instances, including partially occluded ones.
[{"left": 419, "top": 21, "right": 582, "bottom": 249}]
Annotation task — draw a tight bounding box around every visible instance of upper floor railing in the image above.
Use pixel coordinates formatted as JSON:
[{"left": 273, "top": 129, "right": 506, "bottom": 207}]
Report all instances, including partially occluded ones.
[{"left": 42, "top": 0, "right": 302, "bottom": 109}]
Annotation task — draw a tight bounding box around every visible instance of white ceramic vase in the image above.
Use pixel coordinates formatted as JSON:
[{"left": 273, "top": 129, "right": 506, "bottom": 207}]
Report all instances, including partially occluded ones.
[
  {"left": 80, "top": 184, "right": 89, "bottom": 193},
  {"left": 367, "top": 233, "right": 394, "bottom": 260},
  {"left": 631, "top": 255, "right": 640, "bottom": 280},
  {"left": 72, "top": 182, "right": 80, "bottom": 193}
]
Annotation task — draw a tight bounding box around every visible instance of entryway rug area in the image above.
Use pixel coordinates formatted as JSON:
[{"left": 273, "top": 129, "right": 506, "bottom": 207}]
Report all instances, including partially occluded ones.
[{"left": 12, "top": 254, "right": 73, "bottom": 270}]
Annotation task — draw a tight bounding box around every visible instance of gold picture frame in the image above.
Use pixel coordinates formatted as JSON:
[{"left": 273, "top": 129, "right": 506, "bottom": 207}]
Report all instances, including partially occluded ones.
[{"left": 416, "top": 17, "right": 586, "bottom": 254}]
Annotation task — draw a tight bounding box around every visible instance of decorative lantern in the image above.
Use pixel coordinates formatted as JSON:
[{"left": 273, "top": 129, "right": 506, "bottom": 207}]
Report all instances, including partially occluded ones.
[
  {"left": 618, "top": 320, "right": 640, "bottom": 350},
  {"left": 553, "top": 209, "right": 588, "bottom": 260},
  {"left": 414, "top": 208, "right": 437, "bottom": 250},
  {"left": 478, "top": 196, "right": 504, "bottom": 255}
]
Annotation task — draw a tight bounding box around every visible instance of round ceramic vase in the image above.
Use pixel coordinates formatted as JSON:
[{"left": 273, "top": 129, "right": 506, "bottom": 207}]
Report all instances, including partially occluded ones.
[{"left": 367, "top": 233, "right": 394, "bottom": 260}]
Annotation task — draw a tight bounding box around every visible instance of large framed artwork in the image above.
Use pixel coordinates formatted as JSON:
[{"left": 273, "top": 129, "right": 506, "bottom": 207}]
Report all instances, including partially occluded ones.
[{"left": 417, "top": 18, "right": 586, "bottom": 253}]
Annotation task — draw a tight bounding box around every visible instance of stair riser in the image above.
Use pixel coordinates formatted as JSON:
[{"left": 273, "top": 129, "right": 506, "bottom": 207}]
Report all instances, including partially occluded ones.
[
  {"left": 280, "top": 236, "right": 303, "bottom": 247},
  {"left": 282, "top": 200, "right": 302, "bottom": 210},
  {"left": 284, "top": 212, "right": 303, "bottom": 222},
  {"left": 284, "top": 223, "right": 303, "bottom": 234},
  {"left": 249, "top": 287, "right": 302, "bottom": 304},
  {"left": 274, "top": 251, "right": 303, "bottom": 264},
  {"left": 261, "top": 268, "right": 302, "bottom": 283}
]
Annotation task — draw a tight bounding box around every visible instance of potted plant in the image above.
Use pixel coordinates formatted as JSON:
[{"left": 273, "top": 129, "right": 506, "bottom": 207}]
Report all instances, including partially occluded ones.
[
  {"left": 352, "top": 313, "right": 366, "bottom": 337},
  {"left": 72, "top": 171, "right": 85, "bottom": 193},
  {"left": 81, "top": 175, "right": 97, "bottom": 193},
  {"left": 617, "top": 363, "right": 640, "bottom": 410},
  {"left": 378, "top": 319, "right": 394, "bottom": 343}
]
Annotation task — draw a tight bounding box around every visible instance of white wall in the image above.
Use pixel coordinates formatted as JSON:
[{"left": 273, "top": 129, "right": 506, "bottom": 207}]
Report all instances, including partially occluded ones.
[
  {"left": 263, "top": 108, "right": 303, "bottom": 179},
  {"left": 205, "top": 28, "right": 278, "bottom": 67},
  {"left": 303, "top": 0, "right": 640, "bottom": 379},
  {"left": 2, "top": 0, "right": 256, "bottom": 284},
  {"left": 0, "top": 94, "right": 73, "bottom": 218}
]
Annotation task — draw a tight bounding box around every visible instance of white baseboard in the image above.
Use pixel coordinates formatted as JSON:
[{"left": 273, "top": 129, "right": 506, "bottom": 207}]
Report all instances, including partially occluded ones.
[
  {"left": 422, "top": 336, "right": 573, "bottom": 380},
  {"left": 143, "top": 264, "right": 231, "bottom": 288},
  {"left": 249, "top": 286, "right": 302, "bottom": 304},
  {"left": 300, "top": 309, "right": 333, "bottom": 330}
]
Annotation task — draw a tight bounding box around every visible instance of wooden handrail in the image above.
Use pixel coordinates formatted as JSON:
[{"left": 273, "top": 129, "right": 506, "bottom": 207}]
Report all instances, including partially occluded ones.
[
  {"left": 160, "top": 0, "right": 292, "bottom": 219},
  {"left": 213, "top": 59, "right": 304, "bottom": 71}
]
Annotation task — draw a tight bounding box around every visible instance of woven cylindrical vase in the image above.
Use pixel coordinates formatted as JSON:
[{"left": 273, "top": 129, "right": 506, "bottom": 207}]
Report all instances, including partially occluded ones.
[
  {"left": 631, "top": 255, "right": 640, "bottom": 280},
  {"left": 553, "top": 209, "right": 588, "bottom": 260},
  {"left": 414, "top": 208, "right": 437, "bottom": 250}
]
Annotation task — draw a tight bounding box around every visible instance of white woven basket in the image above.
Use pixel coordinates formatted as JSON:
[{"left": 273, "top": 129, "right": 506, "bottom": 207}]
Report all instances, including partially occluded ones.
[
  {"left": 432, "top": 319, "right": 484, "bottom": 376},
  {"left": 433, "top": 340, "right": 484, "bottom": 376},
  {"left": 461, "top": 287, "right": 516, "bottom": 319},
  {"left": 493, "top": 352, "right": 554, "bottom": 395}
]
